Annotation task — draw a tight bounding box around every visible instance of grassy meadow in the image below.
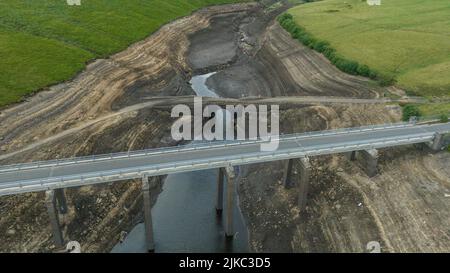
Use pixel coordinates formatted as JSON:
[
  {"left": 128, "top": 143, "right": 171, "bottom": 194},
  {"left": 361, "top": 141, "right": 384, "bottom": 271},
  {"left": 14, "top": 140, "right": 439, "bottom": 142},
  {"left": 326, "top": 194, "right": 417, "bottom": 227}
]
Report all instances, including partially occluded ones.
[
  {"left": 288, "top": 0, "right": 450, "bottom": 98},
  {"left": 0, "top": 0, "right": 246, "bottom": 107}
]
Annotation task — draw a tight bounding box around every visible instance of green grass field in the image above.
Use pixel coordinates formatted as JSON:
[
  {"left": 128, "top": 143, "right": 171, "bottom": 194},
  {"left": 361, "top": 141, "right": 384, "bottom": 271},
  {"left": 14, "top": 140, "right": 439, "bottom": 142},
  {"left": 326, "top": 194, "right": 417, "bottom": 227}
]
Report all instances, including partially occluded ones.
[
  {"left": 418, "top": 102, "right": 450, "bottom": 117},
  {"left": 0, "top": 0, "right": 246, "bottom": 107},
  {"left": 289, "top": 0, "right": 450, "bottom": 97}
]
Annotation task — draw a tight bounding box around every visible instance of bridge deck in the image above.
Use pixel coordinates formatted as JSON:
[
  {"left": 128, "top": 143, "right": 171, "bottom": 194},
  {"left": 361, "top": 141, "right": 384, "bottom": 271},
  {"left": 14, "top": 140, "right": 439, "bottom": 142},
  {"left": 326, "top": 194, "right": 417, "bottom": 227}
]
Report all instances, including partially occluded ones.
[{"left": 0, "top": 122, "right": 449, "bottom": 196}]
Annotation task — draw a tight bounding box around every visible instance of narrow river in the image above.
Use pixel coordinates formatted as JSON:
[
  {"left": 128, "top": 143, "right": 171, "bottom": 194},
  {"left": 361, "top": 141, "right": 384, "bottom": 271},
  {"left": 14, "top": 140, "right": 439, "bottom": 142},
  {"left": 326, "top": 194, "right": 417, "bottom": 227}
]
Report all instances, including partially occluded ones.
[{"left": 111, "top": 73, "right": 249, "bottom": 253}]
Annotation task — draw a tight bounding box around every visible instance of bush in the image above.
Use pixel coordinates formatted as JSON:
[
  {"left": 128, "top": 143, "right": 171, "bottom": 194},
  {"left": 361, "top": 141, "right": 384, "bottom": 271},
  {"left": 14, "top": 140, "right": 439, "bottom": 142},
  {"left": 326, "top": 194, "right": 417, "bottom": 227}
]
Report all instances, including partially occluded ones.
[
  {"left": 378, "top": 75, "right": 396, "bottom": 86},
  {"left": 439, "top": 114, "right": 449, "bottom": 123},
  {"left": 313, "top": 40, "right": 330, "bottom": 52},
  {"left": 278, "top": 13, "right": 382, "bottom": 83},
  {"left": 402, "top": 104, "right": 422, "bottom": 121},
  {"left": 357, "top": 64, "right": 372, "bottom": 78},
  {"left": 279, "top": 13, "right": 293, "bottom": 22}
]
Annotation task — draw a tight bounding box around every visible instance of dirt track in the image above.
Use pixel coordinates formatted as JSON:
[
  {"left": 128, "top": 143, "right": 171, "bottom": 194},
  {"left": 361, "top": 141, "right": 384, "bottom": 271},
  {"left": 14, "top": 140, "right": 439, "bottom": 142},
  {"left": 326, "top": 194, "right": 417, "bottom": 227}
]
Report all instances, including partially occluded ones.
[{"left": 0, "top": 1, "right": 449, "bottom": 253}]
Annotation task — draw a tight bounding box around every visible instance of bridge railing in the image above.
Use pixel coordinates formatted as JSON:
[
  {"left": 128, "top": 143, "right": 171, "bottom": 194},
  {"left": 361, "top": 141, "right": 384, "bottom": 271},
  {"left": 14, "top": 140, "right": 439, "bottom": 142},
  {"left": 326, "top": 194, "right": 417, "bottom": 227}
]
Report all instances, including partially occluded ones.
[{"left": 0, "top": 121, "right": 415, "bottom": 173}]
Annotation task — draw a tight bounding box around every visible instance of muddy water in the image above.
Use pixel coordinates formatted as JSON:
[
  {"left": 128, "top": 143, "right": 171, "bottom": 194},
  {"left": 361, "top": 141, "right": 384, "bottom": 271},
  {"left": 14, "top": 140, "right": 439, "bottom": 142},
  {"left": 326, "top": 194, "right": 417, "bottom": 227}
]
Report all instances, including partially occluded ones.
[
  {"left": 112, "top": 74, "right": 249, "bottom": 253},
  {"left": 189, "top": 72, "right": 219, "bottom": 98}
]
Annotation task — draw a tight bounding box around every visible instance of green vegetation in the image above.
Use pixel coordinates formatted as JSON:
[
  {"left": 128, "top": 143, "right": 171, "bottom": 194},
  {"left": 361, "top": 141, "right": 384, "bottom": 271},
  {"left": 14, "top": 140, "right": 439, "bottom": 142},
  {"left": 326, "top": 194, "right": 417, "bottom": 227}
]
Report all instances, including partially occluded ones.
[
  {"left": 417, "top": 102, "right": 450, "bottom": 117},
  {"left": 278, "top": 13, "right": 381, "bottom": 82},
  {"left": 287, "top": 0, "right": 306, "bottom": 5},
  {"left": 288, "top": 0, "right": 450, "bottom": 97},
  {"left": 402, "top": 104, "right": 421, "bottom": 122},
  {"left": 0, "top": 0, "right": 246, "bottom": 107},
  {"left": 439, "top": 114, "right": 449, "bottom": 123}
]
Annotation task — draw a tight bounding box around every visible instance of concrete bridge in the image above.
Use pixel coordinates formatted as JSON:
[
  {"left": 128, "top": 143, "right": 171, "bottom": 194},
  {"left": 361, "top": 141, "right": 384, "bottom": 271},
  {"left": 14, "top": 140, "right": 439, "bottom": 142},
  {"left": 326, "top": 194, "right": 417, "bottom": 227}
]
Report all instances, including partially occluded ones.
[{"left": 0, "top": 121, "right": 448, "bottom": 251}]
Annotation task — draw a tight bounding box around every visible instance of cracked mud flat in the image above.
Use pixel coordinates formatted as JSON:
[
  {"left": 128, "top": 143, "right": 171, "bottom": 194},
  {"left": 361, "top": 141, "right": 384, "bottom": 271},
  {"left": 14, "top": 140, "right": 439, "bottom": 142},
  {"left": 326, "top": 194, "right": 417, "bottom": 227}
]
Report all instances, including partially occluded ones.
[{"left": 0, "top": 1, "right": 449, "bottom": 253}]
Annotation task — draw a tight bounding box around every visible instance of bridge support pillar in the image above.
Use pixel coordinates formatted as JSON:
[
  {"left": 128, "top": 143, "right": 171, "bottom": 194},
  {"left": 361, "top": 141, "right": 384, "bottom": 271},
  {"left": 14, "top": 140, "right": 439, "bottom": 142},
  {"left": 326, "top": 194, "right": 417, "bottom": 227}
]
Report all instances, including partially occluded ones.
[
  {"left": 142, "top": 175, "right": 155, "bottom": 252},
  {"left": 45, "top": 190, "right": 64, "bottom": 248},
  {"left": 345, "top": 151, "right": 357, "bottom": 161},
  {"left": 413, "top": 143, "right": 426, "bottom": 151},
  {"left": 283, "top": 159, "right": 294, "bottom": 189},
  {"left": 224, "top": 165, "right": 236, "bottom": 238},
  {"left": 359, "top": 149, "right": 379, "bottom": 177},
  {"left": 216, "top": 168, "right": 224, "bottom": 214},
  {"left": 298, "top": 157, "right": 311, "bottom": 213},
  {"left": 429, "top": 133, "right": 444, "bottom": 152},
  {"left": 55, "top": 189, "right": 68, "bottom": 214}
]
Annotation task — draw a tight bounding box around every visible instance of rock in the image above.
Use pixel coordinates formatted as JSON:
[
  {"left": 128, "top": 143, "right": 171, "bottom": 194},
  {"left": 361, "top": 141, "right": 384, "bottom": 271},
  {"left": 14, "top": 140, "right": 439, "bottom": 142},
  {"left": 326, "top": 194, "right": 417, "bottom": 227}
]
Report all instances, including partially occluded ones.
[
  {"left": 6, "top": 229, "right": 16, "bottom": 235},
  {"left": 119, "top": 231, "right": 128, "bottom": 243}
]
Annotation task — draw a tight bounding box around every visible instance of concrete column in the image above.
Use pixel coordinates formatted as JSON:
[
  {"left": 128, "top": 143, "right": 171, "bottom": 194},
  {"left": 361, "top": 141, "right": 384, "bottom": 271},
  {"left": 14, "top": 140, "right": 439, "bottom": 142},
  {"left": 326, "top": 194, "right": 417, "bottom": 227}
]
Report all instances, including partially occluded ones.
[
  {"left": 359, "top": 149, "right": 379, "bottom": 177},
  {"left": 298, "top": 157, "right": 311, "bottom": 213},
  {"left": 283, "top": 159, "right": 294, "bottom": 189},
  {"left": 224, "top": 165, "right": 236, "bottom": 238},
  {"left": 216, "top": 168, "right": 224, "bottom": 214},
  {"left": 429, "top": 133, "right": 444, "bottom": 152},
  {"left": 142, "top": 175, "right": 155, "bottom": 252},
  {"left": 45, "top": 190, "right": 64, "bottom": 247},
  {"left": 55, "top": 189, "right": 68, "bottom": 214},
  {"left": 345, "top": 151, "right": 356, "bottom": 161},
  {"left": 413, "top": 143, "right": 426, "bottom": 151}
]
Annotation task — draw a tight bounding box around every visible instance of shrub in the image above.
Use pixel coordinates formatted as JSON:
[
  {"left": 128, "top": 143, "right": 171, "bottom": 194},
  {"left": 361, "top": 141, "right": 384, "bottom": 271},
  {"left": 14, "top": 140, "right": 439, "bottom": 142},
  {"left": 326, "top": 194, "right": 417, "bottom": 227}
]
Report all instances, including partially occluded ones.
[
  {"left": 439, "top": 114, "right": 449, "bottom": 123},
  {"left": 278, "top": 13, "right": 293, "bottom": 22},
  {"left": 402, "top": 104, "right": 422, "bottom": 121},
  {"left": 357, "top": 64, "right": 372, "bottom": 78},
  {"left": 378, "top": 75, "right": 396, "bottom": 86},
  {"left": 313, "top": 40, "right": 330, "bottom": 52}
]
